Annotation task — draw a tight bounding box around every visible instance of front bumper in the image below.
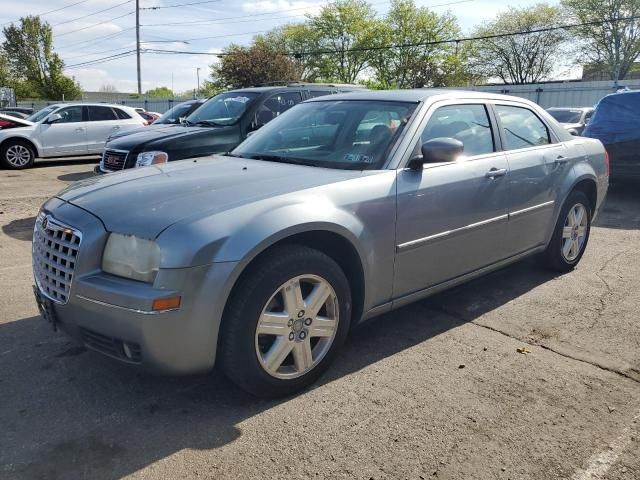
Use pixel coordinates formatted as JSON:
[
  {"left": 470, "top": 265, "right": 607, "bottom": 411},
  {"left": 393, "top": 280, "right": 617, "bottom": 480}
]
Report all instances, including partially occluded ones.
[{"left": 35, "top": 198, "right": 239, "bottom": 374}]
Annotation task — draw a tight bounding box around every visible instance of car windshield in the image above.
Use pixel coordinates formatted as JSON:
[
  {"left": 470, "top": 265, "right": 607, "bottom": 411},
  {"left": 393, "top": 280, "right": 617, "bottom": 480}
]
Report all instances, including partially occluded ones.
[
  {"left": 548, "top": 109, "right": 583, "bottom": 124},
  {"left": 156, "top": 102, "right": 199, "bottom": 124},
  {"left": 28, "top": 105, "right": 59, "bottom": 123},
  {"left": 186, "top": 92, "right": 258, "bottom": 126},
  {"left": 232, "top": 100, "right": 417, "bottom": 170}
]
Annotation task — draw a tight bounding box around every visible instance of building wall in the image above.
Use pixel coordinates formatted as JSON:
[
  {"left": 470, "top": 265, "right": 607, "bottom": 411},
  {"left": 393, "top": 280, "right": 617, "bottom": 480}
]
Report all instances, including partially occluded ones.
[{"left": 453, "top": 79, "right": 640, "bottom": 108}]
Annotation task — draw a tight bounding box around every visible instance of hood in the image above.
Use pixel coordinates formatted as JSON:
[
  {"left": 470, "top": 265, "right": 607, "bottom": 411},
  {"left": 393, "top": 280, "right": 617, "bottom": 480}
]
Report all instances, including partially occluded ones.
[
  {"left": 105, "top": 124, "right": 229, "bottom": 151},
  {"left": 56, "top": 155, "right": 364, "bottom": 238},
  {"left": 106, "top": 123, "right": 177, "bottom": 141},
  {"left": 0, "top": 113, "right": 34, "bottom": 128},
  {"left": 559, "top": 122, "right": 583, "bottom": 129}
]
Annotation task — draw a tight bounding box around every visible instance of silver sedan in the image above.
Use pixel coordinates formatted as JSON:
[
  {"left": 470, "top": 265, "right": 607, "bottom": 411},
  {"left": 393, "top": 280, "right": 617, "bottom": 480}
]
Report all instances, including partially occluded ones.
[{"left": 32, "top": 90, "right": 609, "bottom": 397}]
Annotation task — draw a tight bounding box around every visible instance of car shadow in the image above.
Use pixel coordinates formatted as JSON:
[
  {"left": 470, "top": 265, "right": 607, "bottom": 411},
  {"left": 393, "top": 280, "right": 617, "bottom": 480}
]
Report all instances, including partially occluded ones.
[
  {"left": 1, "top": 216, "right": 36, "bottom": 241},
  {"left": 57, "top": 171, "right": 95, "bottom": 182},
  {"left": 33, "top": 156, "right": 100, "bottom": 169},
  {"left": 1, "top": 258, "right": 557, "bottom": 480}
]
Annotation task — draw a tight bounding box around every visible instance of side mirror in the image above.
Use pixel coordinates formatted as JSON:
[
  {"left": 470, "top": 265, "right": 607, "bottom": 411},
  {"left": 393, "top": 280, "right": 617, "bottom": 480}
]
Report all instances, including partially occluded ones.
[
  {"left": 408, "top": 137, "right": 464, "bottom": 169},
  {"left": 47, "top": 113, "right": 63, "bottom": 124},
  {"left": 178, "top": 117, "right": 186, "bottom": 125}
]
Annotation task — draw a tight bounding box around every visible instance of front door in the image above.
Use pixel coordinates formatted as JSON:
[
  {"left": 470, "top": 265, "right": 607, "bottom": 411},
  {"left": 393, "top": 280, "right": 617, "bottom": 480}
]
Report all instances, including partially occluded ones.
[
  {"left": 38, "top": 106, "right": 87, "bottom": 156},
  {"left": 394, "top": 102, "right": 510, "bottom": 299},
  {"left": 86, "top": 106, "right": 121, "bottom": 153}
]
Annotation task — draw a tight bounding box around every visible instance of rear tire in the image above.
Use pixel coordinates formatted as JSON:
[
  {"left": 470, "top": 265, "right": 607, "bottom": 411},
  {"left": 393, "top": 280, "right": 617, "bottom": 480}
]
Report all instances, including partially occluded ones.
[
  {"left": 218, "top": 245, "right": 352, "bottom": 398},
  {"left": 0, "top": 140, "right": 35, "bottom": 169},
  {"left": 542, "top": 190, "right": 591, "bottom": 273}
]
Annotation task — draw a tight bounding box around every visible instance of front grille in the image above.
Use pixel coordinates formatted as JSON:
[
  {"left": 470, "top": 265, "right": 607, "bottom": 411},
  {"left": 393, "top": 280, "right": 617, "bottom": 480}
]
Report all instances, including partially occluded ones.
[
  {"left": 101, "top": 149, "right": 128, "bottom": 171},
  {"left": 80, "top": 327, "right": 142, "bottom": 363},
  {"left": 32, "top": 212, "right": 81, "bottom": 304}
]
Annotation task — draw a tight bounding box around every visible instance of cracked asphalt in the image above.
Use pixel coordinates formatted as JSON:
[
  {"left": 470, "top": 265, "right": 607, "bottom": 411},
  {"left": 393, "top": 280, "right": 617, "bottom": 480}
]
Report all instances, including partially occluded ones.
[{"left": 0, "top": 159, "right": 638, "bottom": 480}]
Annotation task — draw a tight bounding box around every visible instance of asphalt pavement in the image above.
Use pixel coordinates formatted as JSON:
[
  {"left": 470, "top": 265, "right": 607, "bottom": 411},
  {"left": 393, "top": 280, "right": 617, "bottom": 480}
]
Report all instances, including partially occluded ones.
[{"left": 0, "top": 158, "right": 638, "bottom": 480}]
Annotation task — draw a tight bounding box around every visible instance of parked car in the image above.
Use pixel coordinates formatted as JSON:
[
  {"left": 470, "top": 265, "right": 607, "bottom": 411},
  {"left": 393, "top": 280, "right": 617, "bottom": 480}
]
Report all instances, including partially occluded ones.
[
  {"left": 583, "top": 90, "right": 640, "bottom": 180},
  {"left": 0, "top": 113, "right": 30, "bottom": 130},
  {"left": 0, "top": 110, "right": 30, "bottom": 119},
  {"left": 137, "top": 111, "right": 160, "bottom": 125},
  {"left": 0, "top": 107, "right": 34, "bottom": 117},
  {"left": 0, "top": 103, "right": 146, "bottom": 169},
  {"left": 33, "top": 90, "right": 608, "bottom": 397},
  {"left": 546, "top": 107, "right": 594, "bottom": 136},
  {"left": 96, "top": 84, "right": 363, "bottom": 173}
]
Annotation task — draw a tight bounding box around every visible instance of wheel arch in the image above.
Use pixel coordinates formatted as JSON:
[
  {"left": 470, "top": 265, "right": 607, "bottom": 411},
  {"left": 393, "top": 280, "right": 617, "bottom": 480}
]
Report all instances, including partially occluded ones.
[{"left": 571, "top": 177, "right": 597, "bottom": 215}]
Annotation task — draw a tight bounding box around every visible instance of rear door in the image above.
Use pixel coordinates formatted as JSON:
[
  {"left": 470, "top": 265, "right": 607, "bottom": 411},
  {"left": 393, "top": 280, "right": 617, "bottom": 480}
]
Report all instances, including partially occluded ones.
[
  {"left": 394, "top": 102, "right": 511, "bottom": 298},
  {"left": 37, "top": 106, "right": 87, "bottom": 156},
  {"left": 86, "top": 106, "right": 122, "bottom": 153},
  {"left": 492, "top": 103, "right": 569, "bottom": 256}
]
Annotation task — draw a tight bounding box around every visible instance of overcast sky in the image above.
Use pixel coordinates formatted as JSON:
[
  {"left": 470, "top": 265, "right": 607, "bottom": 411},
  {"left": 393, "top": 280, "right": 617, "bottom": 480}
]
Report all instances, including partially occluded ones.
[{"left": 1, "top": 0, "right": 547, "bottom": 94}]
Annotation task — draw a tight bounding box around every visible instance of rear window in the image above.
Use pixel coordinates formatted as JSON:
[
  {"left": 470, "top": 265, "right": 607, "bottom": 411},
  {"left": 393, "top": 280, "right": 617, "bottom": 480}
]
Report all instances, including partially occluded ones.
[
  {"left": 89, "top": 106, "right": 117, "bottom": 121},
  {"left": 114, "top": 108, "right": 131, "bottom": 120},
  {"left": 308, "top": 90, "right": 335, "bottom": 98},
  {"left": 547, "top": 109, "right": 583, "bottom": 124}
]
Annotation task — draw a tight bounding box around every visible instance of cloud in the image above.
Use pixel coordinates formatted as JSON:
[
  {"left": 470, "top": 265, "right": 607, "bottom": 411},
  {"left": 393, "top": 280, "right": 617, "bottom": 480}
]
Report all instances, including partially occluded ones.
[{"left": 241, "top": 0, "right": 322, "bottom": 15}]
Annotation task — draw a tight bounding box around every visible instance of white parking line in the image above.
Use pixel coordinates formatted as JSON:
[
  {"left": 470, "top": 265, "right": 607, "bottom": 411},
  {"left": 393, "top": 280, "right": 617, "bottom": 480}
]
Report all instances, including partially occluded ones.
[{"left": 571, "top": 410, "right": 639, "bottom": 480}]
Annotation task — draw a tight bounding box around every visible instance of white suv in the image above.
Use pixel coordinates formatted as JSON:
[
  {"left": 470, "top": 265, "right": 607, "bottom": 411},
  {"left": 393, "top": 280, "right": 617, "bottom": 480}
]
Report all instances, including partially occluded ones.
[{"left": 0, "top": 103, "right": 146, "bottom": 169}]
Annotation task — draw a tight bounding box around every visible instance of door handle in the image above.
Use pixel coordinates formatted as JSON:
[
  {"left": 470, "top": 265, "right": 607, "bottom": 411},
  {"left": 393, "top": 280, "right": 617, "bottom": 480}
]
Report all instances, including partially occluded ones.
[
  {"left": 485, "top": 168, "right": 507, "bottom": 179},
  {"left": 75, "top": 127, "right": 85, "bottom": 132},
  {"left": 112, "top": 126, "right": 121, "bottom": 130},
  {"left": 555, "top": 156, "right": 569, "bottom": 165}
]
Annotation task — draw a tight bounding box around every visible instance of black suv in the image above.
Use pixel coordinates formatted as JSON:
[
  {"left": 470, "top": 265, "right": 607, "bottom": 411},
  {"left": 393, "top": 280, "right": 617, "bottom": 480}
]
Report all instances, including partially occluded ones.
[{"left": 98, "top": 84, "right": 363, "bottom": 173}]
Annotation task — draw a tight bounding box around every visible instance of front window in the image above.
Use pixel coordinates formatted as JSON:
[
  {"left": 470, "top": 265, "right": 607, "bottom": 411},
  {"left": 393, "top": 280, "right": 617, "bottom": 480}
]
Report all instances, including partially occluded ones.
[
  {"left": 232, "top": 100, "right": 417, "bottom": 170},
  {"left": 547, "top": 109, "right": 583, "bottom": 124},
  {"left": 28, "top": 106, "right": 58, "bottom": 123},
  {"left": 186, "top": 92, "right": 259, "bottom": 126},
  {"left": 155, "top": 102, "right": 198, "bottom": 124}
]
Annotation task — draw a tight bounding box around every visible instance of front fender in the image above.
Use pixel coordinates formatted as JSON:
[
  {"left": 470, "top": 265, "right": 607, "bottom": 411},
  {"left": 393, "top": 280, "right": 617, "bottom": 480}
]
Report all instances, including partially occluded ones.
[{"left": 0, "top": 132, "right": 42, "bottom": 157}]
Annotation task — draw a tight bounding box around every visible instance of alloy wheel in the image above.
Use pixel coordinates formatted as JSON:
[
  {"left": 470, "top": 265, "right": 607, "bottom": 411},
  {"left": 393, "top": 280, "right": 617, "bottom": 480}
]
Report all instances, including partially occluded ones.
[
  {"left": 6, "top": 144, "right": 32, "bottom": 167},
  {"left": 561, "top": 203, "right": 588, "bottom": 262},
  {"left": 255, "top": 274, "right": 339, "bottom": 379}
]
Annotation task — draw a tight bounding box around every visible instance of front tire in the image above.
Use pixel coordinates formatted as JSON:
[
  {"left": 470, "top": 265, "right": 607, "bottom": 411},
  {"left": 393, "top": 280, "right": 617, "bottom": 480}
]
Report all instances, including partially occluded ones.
[
  {"left": 219, "top": 245, "right": 352, "bottom": 398},
  {"left": 542, "top": 190, "right": 592, "bottom": 272},
  {"left": 0, "top": 140, "right": 35, "bottom": 169}
]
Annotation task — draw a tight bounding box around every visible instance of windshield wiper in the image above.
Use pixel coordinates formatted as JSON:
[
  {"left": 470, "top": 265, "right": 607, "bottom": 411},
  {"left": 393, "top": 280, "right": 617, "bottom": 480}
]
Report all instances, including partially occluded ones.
[
  {"left": 244, "top": 153, "right": 316, "bottom": 167},
  {"left": 223, "top": 152, "right": 243, "bottom": 158},
  {"left": 194, "top": 120, "right": 225, "bottom": 127}
]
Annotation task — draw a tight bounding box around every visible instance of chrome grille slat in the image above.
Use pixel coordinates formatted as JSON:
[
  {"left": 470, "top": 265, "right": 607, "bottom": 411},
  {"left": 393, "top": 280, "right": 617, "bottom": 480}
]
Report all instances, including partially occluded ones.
[
  {"left": 32, "top": 213, "right": 82, "bottom": 305},
  {"left": 101, "top": 149, "right": 128, "bottom": 171}
]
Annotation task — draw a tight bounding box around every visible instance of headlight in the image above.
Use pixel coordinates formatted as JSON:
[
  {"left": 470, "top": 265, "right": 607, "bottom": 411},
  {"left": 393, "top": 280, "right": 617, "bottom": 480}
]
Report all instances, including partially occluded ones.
[
  {"left": 136, "top": 151, "right": 168, "bottom": 167},
  {"left": 102, "top": 233, "right": 161, "bottom": 283}
]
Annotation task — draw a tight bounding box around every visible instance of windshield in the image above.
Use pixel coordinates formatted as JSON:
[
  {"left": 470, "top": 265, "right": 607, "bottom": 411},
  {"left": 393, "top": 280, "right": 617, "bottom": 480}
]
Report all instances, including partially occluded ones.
[
  {"left": 156, "top": 102, "right": 199, "bottom": 124},
  {"left": 27, "top": 105, "right": 59, "bottom": 123},
  {"left": 232, "top": 100, "right": 417, "bottom": 170},
  {"left": 186, "top": 92, "right": 258, "bottom": 126},
  {"left": 547, "top": 109, "right": 583, "bottom": 124}
]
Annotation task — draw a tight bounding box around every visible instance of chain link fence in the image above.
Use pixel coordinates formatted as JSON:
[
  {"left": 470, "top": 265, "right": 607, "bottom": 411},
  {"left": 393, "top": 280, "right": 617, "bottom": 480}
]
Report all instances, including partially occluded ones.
[{"left": 15, "top": 97, "right": 197, "bottom": 114}]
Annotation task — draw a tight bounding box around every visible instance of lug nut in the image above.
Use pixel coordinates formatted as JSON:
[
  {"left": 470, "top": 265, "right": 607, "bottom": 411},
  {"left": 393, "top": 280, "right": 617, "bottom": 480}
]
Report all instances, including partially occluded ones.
[
  {"left": 299, "top": 331, "right": 307, "bottom": 340},
  {"left": 288, "top": 319, "right": 294, "bottom": 327},
  {"left": 304, "top": 318, "right": 312, "bottom": 326},
  {"left": 298, "top": 310, "right": 305, "bottom": 318},
  {"left": 288, "top": 332, "right": 295, "bottom": 341}
]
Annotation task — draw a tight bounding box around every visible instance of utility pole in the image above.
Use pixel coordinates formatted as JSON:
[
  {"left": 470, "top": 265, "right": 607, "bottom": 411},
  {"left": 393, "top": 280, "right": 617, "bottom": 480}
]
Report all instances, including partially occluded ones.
[{"left": 136, "top": 0, "right": 141, "bottom": 95}]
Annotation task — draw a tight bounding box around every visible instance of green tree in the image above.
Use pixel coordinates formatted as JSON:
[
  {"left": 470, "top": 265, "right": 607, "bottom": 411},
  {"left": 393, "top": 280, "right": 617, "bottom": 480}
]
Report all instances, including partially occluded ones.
[
  {"left": 303, "top": 0, "right": 380, "bottom": 83},
  {"left": 210, "top": 38, "right": 302, "bottom": 89},
  {"left": 370, "top": 0, "right": 466, "bottom": 88},
  {"left": 470, "top": 3, "right": 568, "bottom": 84},
  {"left": 563, "top": 0, "right": 640, "bottom": 82},
  {"left": 2, "top": 16, "right": 81, "bottom": 99},
  {"left": 145, "top": 86, "right": 174, "bottom": 98}
]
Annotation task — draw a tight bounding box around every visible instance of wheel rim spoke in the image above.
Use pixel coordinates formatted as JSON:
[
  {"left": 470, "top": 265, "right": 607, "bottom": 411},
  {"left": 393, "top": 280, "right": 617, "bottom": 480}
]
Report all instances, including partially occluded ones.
[
  {"left": 263, "top": 337, "right": 294, "bottom": 373},
  {"left": 309, "top": 316, "right": 337, "bottom": 337},
  {"left": 256, "top": 312, "right": 290, "bottom": 336},
  {"left": 562, "top": 226, "right": 573, "bottom": 239},
  {"left": 292, "top": 339, "right": 314, "bottom": 371},
  {"left": 305, "top": 281, "right": 331, "bottom": 317},
  {"left": 282, "top": 279, "right": 304, "bottom": 316}
]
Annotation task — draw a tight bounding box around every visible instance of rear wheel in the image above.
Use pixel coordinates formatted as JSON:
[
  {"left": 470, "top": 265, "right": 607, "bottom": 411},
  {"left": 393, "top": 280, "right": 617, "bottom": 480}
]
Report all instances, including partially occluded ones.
[
  {"left": 219, "top": 245, "right": 351, "bottom": 398},
  {"left": 542, "top": 190, "right": 591, "bottom": 272},
  {"left": 1, "top": 140, "right": 35, "bottom": 169}
]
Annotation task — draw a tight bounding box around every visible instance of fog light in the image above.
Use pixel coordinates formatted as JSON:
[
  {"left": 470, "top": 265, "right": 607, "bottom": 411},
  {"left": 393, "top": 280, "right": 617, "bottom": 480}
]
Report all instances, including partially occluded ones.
[{"left": 152, "top": 296, "right": 181, "bottom": 311}]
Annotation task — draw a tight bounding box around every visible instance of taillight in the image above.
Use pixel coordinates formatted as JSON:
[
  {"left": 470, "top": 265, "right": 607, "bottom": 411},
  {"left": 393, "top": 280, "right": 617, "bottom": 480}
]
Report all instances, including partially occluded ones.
[{"left": 604, "top": 149, "right": 610, "bottom": 177}]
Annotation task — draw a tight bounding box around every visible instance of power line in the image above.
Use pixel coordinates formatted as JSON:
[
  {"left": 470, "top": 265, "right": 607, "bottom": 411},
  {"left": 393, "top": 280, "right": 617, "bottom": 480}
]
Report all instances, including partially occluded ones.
[
  {"left": 54, "top": 11, "right": 135, "bottom": 37},
  {"left": 63, "top": 46, "right": 134, "bottom": 61},
  {"left": 51, "top": 0, "right": 134, "bottom": 28},
  {"left": 65, "top": 50, "right": 137, "bottom": 69},
  {"left": 1, "top": 0, "right": 92, "bottom": 26},
  {"left": 56, "top": 27, "right": 136, "bottom": 49},
  {"left": 141, "top": 29, "right": 270, "bottom": 43},
  {"left": 141, "top": 0, "right": 223, "bottom": 10}
]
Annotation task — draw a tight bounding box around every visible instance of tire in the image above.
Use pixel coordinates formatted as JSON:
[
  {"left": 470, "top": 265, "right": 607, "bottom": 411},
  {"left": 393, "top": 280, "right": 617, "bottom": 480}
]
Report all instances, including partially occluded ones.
[
  {"left": 219, "top": 245, "right": 352, "bottom": 398},
  {"left": 542, "top": 190, "right": 592, "bottom": 273},
  {"left": 0, "top": 140, "right": 35, "bottom": 169}
]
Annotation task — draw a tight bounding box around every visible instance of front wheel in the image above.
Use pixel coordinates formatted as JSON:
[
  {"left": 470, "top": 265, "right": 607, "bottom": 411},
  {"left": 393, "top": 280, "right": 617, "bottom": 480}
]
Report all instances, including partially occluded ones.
[
  {"left": 542, "top": 190, "right": 592, "bottom": 272},
  {"left": 0, "top": 140, "right": 35, "bottom": 169},
  {"left": 219, "top": 245, "right": 352, "bottom": 398}
]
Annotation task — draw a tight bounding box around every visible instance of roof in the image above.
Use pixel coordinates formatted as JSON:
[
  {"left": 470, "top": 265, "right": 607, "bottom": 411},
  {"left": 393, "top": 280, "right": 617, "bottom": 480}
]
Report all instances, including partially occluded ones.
[
  {"left": 306, "top": 88, "right": 538, "bottom": 104},
  {"left": 229, "top": 84, "right": 350, "bottom": 94},
  {"left": 547, "top": 106, "right": 594, "bottom": 111}
]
